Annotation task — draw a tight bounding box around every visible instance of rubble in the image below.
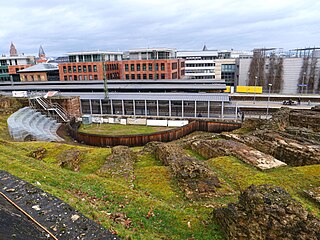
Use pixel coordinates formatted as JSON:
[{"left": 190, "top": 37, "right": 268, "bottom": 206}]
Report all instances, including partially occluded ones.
[
  {"left": 304, "top": 186, "right": 320, "bottom": 206},
  {"left": 215, "top": 184, "right": 320, "bottom": 240},
  {"left": 152, "top": 143, "right": 234, "bottom": 200},
  {"left": 58, "top": 148, "right": 83, "bottom": 172}
]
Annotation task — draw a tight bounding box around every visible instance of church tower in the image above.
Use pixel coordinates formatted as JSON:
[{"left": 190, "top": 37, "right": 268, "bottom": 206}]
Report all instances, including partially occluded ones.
[
  {"left": 10, "top": 42, "right": 18, "bottom": 56},
  {"left": 39, "top": 45, "right": 46, "bottom": 59}
]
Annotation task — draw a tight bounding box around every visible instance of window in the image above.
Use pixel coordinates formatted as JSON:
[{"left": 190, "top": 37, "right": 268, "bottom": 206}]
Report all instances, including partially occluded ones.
[
  {"left": 64, "top": 76, "right": 67, "bottom": 81},
  {"left": 149, "top": 74, "right": 153, "bottom": 79},
  {"left": 143, "top": 64, "right": 146, "bottom": 71},
  {"left": 68, "top": 66, "right": 71, "bottom": 73},
  {"left": 94, "top": 75, "right": 98, "bottom": 80},
  {"left": 172, "top": 62, "right": 177, "bottom": 70},
  {"left": 172, "top": 72, "right": 177, "bottom": 79},
  {"left": 131, "top": 74, "right": 135, "bottom": 79},
  {"left": 84, "top": 75, "right": 88, "bottom": 80},
  {"left": 143, "top": 74, "right": 147, "bottom": 79},
  {"left": 161, "top": 73, "right": 165, "bottom": 79},
  {"left": 125, "top": 64, "right": 129, "bottom": 71},
  {"left": 93, "top": 54, "right": 101, "bottom": 62},
  {"left": 78, "top": 66, "right": 82, "bottom": 73},
  {"left": 78, "top": 55, "right": 84, "bottom": 62},
  {"left": 84, "top": 55, "right": 92, "bottom": 62},
  {"left": 155, "top": 74, "right": 159, "bottom": 79},
  {"left": 79, "top": 75, "right": 83, "bottom": 81},
  {"left": 137, "top": 74, "right": 141, "bottom": 79},
  {"left": 37, "top": 75, "right": 41, "bottom": 81},
  {"left": 130, "top": 64, "right": 134, "bottom": 71},
  {"left": 148, "top": 63, "right": 152, "bottom": 71},
  {"left": 69, "top": 76, "right": 72, "bottom": 81},
  {"left": 63, "top": 66, "right": 67, "bottom": 73},
  {"left": 89, "top": 75, "right": 93, "bottom": 80},
  {"left": 161, "top": 63, "right": 165, "bottom": 71},
  {"left": 125, "top": 74, "right": 129, "bottom": 80},
  {"left": 155, "top": 63, "right": 159, "bottom": 71},
  {"left": 69, "top": 56, "right": 76, "bottom": 62},
  {"left": 73, "top": 66, "right": 77, "bottom": 72},
  {"left": 181, "top": 62, "right": 185, "bottom": 67},
  {"left": 83, "top": 66, "right": 87, "bottom": 72},
  {"left": 93, "top": 65, "right": 97, "bottom": 72},
  {"left": 74, "top": 75, "right": 78, "bottom": 80},
  {"left": 137, "top": 64, "right": 141, "bottom": 71},
  {"left": 88, "top": 65, "right": 92, "bottom": 72}
]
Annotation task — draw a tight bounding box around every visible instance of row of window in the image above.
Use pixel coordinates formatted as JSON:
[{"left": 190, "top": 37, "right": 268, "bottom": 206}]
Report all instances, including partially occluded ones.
[
  {"left": 21, "top": 75, "right": 43, "bottom": 81},
  {"left": 125, "top": 72, "right": 178, "bottom": 80},
  {"left": 63, "top": 75, "right": 99, "bottom": 81},
  {"left": 186, "top": 63, "right": 215, "bottom": 67},
  {"left": 124, "top": 62, "right": 167, "bottom": 72},
  {"left": 63, "top": 65, "right": 98, "bottom": 73}
]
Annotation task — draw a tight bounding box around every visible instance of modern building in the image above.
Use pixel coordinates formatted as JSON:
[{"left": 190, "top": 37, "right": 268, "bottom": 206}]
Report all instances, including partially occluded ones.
[
  {"left": 177, "top": 47, "right": 248, "bottom": 85},
  {"left": 58, "top": 51, "right": 123, "bottom": 81},
  {"left": 121, "top": 48, "right": 185, "bottom": 80},
  {"left": 18, "top": 63, "right": 59, "bottom": 82},
  {"left": 237, "top": 48, "right": 320, "bottom": 94}
]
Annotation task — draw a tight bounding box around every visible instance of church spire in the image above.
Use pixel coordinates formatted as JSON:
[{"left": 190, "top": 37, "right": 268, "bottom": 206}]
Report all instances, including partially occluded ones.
[
  {"left": 39, "top": 45, "right": 45, "bottom": 58},
  {"left": 10, "top": 42, "right": 18, "bottom": 56}
]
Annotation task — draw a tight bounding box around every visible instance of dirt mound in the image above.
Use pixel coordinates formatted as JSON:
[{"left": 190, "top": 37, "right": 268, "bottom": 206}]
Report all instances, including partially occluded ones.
[{"left": 215, "top": 184, "right": 320, "bottom": 240}]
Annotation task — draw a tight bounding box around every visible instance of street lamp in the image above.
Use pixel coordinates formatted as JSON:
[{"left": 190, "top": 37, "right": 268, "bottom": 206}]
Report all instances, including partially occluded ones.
[
  {"left": 266, "top": 83, "right": 272, "bottom": 119},
  {"left": 253, "top": 76, "right": 258, "bottom": 104},
  {"left": 302, "top": 71, "right": 306, "bottom": 95}
]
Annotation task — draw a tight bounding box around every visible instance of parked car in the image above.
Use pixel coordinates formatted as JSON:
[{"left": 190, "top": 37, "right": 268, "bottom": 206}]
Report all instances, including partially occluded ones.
[{"left": 282, "top": 99, "right": 296, "bottom": 105}]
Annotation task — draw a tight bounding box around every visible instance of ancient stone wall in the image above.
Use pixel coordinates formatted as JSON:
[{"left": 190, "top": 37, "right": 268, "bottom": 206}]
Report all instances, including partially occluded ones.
[{"left": 215, "top": 184, "right": 320, "bottom": 240}]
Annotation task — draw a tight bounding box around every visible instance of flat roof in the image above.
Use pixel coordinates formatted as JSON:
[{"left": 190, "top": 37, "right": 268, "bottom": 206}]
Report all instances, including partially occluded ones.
[
  {"left": 66, "top": 51, "right": 123, "bottom": 55},
  {"left": 127, "top": 48, "right": 176, "bottom": 53},
  {"left": 64, "top": 92, "right": 230, "bottom": 102}
]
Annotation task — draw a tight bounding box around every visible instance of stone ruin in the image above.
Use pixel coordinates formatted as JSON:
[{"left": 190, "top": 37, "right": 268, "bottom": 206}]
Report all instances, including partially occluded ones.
[
  {"left": 98, "top": 146, "right": 136, "bottom": 185},
  {"left": 144, "top": 142, "right": 234, "bottom": 200},
  {"left": 215, "top": 184, "right": 320, "bottom": 240}
]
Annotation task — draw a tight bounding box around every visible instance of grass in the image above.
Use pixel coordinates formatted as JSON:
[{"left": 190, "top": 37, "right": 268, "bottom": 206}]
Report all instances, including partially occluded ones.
[
  {"left": 78, "top": 123, "right": 175, "bottom": 136},
  {"left": 1, "top": 107, "right": 320, "bottom": 239}
]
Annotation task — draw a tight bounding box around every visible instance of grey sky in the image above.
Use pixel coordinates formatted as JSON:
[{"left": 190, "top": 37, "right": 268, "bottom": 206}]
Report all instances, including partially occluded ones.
[{"left": 0, "top": 0, "right": 319, "bottom": 56}]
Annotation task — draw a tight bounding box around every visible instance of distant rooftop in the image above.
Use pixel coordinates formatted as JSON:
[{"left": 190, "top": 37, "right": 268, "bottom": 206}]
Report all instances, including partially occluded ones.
[
  {"left": 66, "top": 51, "right": 123, "bottom": 55},
  {"left": 127, "top": 48, "right": 176, "bottom": 53},
  {"left": 18, "top": 63, "right": 58, "bottom": 73}
]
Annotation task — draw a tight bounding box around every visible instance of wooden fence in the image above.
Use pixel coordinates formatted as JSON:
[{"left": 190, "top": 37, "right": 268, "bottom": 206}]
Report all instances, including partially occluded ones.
[{"left": 67, "top": 120, "right": 241, "bottom": 147}]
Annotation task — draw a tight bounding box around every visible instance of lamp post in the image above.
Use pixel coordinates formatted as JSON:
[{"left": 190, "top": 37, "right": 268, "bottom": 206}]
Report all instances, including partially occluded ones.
[
  {"left": 253, "top": 76, "right": 258, "bottom": 104},
  {"left": 266, "top": 83, "right": 272, "bottom": 119},
  {"left": 301, "top": 71, "right": 306, "bottom": 95}
]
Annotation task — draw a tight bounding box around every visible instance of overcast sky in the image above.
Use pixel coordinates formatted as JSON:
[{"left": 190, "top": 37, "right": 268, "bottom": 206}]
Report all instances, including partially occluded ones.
[{"left": 0, "top": 0, "right": 319, "bottom": 56}]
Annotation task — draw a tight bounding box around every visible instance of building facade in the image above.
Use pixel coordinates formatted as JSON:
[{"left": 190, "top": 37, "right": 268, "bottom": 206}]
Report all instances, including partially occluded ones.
[
  {"left": 237, "top": 48, "right": 320, "bottom": 94},
  {"left": 18, "top": 63, "right": 59, "bottom": 82},
  {"left": 121, "top": 48, "right": 185, "bottom": 80},
  {"left": 58, "top": 51, "right": 123, "bottom": 81}
]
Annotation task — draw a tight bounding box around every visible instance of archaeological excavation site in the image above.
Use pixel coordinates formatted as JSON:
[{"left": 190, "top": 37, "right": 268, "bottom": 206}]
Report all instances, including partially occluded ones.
[{"left": 0, "top": 95, "right": 320, "bottom": 239}]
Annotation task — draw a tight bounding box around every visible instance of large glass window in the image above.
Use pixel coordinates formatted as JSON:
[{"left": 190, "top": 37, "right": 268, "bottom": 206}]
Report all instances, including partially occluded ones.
[
  {"left": 130, "top": 64, "right": 134, "bottom": 71},
  {"left": 93, "top": 65, "right": 97, "bottom": 72},
  {"left": 125, "top": 64, "right": 129, "bottom": 71}
]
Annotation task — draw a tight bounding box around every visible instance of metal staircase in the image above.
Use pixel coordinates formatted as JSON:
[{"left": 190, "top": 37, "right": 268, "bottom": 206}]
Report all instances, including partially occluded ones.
[{"left": 29, "top": 96, "right": 70, "bottom": 122}]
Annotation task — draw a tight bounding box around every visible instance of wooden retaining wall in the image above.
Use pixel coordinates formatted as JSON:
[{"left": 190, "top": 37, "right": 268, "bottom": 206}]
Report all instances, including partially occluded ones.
[{"left": 67, "top": 120, "right": 241, "bottom": 147}]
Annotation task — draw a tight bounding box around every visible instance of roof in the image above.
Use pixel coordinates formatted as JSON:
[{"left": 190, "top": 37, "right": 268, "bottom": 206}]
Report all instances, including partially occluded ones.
[
  {"left": 66, "top": 51, "right": 123, "bottom": 55},
  {"left": 127, "top": 48, "right": 176, "bottom": 53},
  {"left": 65, "top": 92, "right": 230, "bottom": 102},
  {"left": 17, "top": 63, "right": 58, "bottom": 73}
]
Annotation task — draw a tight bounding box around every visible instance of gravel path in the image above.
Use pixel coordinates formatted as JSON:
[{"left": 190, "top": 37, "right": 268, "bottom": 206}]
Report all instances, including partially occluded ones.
[{"left": 0, "top": 170, "right": 120, "bottom": 240}]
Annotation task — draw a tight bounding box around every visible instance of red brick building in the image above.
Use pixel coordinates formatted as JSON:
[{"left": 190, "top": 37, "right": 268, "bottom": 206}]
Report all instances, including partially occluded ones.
[
  {"left": 58, "top": 51, "right": 123, "bottom": 81},
  {"left": 58, "top": 49, "right": 185, "bottom": 81},
  {"left": 120, "top": 59, "right": 185, "bottom": 80}
]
